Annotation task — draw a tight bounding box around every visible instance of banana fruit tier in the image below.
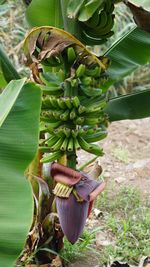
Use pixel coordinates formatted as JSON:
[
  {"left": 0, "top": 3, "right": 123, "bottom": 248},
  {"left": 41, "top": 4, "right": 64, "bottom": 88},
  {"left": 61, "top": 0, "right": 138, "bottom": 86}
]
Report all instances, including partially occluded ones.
[
  {"left": 67, "top": 0, "right": 116, "bottom": 45},
  {"left": 24, "top": 26, "right": 110, "bottom": 163}
]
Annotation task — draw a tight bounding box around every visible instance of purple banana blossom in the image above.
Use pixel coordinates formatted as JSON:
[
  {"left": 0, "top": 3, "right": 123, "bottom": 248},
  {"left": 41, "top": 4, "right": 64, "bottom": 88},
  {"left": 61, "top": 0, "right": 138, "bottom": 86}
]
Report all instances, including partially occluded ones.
[
  {"left": 51, "top": 163, "right": 105, "bottom": 244},
  {"left": 56, "top": 194, "right": 89, "bottom": 244}
]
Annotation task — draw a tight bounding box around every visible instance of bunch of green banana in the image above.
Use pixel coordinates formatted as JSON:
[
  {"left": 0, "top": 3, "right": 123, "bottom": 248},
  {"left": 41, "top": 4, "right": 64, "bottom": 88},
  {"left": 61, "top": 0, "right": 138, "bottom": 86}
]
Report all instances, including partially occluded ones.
[
  {"left": 23, "top": 30, "right": 110, "bottom": 162},
  {"left": 40, "top": 124, "right": 107, "bottom": 162},
  {"left": 67, "top": 0, "right": 116, "bottom": 45}
]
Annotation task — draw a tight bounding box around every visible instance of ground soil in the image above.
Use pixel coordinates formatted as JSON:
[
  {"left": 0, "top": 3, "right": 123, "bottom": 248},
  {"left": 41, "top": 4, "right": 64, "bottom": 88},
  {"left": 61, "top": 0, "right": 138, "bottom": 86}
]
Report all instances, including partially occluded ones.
[
  {"left": 78, "top": 118, "right": 150, "bottom": 196},
  {"left": 69, "top": 118, "right": 150, "bottom": 267}
]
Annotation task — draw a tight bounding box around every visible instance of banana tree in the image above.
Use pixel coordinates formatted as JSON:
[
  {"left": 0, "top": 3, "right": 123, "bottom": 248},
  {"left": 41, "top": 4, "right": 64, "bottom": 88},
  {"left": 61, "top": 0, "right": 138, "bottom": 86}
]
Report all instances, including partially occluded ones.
[{"left": 0, "top": 0, "right": 150, "bottom": 266}]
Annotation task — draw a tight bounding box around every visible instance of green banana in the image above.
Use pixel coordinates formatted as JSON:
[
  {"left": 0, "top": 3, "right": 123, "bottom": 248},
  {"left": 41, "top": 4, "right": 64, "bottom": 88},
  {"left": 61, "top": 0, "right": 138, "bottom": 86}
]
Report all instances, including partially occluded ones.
[
  {"left": 67, "top": 47, "right": 76, "bottom": 64},
  {"left": 70, "top": 108, "right": 77, "bottom": 120},
  {"left": 62, "top": 127, "right": 71, "bottom": 138},
  {"left": 78, "top": 136, "right": 103, "bottom": 156},
  {"left": 76, "top": 64, "right": 86, "bottom": 77},
  {"left": 67, "top": 137, "right": 74, "bottom": 152},
  {"left": 88, "top": 14, "right": 115, "bottom": 36},
  {"left": 84, "top": 9, "right": 100, "bottom": 28},
  {"left": 57, "top": 69, "right": 65, "bottom": 82},
  {"left": 60, "top": 109, "right": 70, "bottom": 121},
  {"left": 98, "top": 30, "right": 114, "bottom": 39},
  {"left": 83, "top": 127, "right": 96, "bottom": 135},
  {"left": 104, "top": 0, "right": 112, "bottom": 12},
  {"left": 84, "top": 117, "right": 103, "bottom": 125},
  {"left": 63, "top": 80, "right": 73, "bottom": 97},
  {"left": 46, "top": 135, "right": 60, "bottom": 147},
  {"left": 49, "top": 96, "right": 60, "bottom": 109},
  {"left": 64, "top": 97, "right": 73, "bottom": 109},
  {"left": 71, "top": 129, "right": 78, "bottom": 138},
  {"left": 74, "top": 138, "right": 81, "bottom": 150},
  {"left": 42, "top": 97, "right": 54, "bottom": 109},
  {"left": 46, "top": 121, "right": 62, "bottom": 131},
  {"left": 60, "top": 137, "right": 69, "bottom": 151},
  {"left": 85, "top": 66, "right": 101, "bottom": 77},
  {"left": 81, "top": 76, "right": 92, "bottom": 86},
  {"left": 54, "top": 127, "right": 65, "bottom": 137},
  {"left": 72, "top": 96, "right": 80, "bottom": 108},
  {"left": 57, "top": 98, "right": 67, "bottom": 109},
  {"left": 40, "top": 151, "right": 63, "bottom": 163},
  {"left": 84, "top": 110, "right": 103, "bottom": 118},
  {"left": 78, "top": 105, "right": 86, "bottom": 114},
  {"left": 78, "top": 127, "right": 87, "bottom": 136},
  {"left": 50, "top": 136, "right": 65, "bottom": 151},
  {"left": 80, "top": 85, "right": 103, "bottom": 97},
  {"left": 41, "top": 110, "right": 53, "bottom": 117},
  {"left": 88, "top": 143, "right": 104, "bottom": 156},
  {"left": 53, "top": 110, "right": 63, "bottom": 120},
  {"left": 77, "top": 136, "right": 92, "bottom": 152},
  {"left": 38, "top": 146, "right": 51, "bottom": 152},
  {"left": 96, "top": 10, "right": 108, "bottom": 29},
  {"left": 40, "top": 116, "right": 55, "bottom": 123},
  {"left": 84, "top": 130, "right": 107, "bottom": 142},
  {"left": 74, "top": 116, "right": 85, "bottom": 125}
]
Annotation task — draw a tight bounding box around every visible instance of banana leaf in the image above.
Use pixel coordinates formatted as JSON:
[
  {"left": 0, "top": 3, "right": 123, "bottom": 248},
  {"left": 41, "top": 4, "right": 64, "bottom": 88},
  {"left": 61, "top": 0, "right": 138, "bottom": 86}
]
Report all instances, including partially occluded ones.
[
  {"left": 0, "top": 79, "right": 26, "bottom": 127},
  {"left": 0, "top": 80, "right": 41, "bottom": 266},
  {"left": 103, "top": 27, "right": 150, "bottom": 89},
  {"left": 25, "top": 0, "right": 63, "bottom": 28},
  {"left": 0, "top": 45, "right": 20, "bottom": 84},
  {"left": 105, "top": 89, "right": 150, "bottom": 121},
  {"left": 0, "top": 68, "right": 7, "bottom": 87}
]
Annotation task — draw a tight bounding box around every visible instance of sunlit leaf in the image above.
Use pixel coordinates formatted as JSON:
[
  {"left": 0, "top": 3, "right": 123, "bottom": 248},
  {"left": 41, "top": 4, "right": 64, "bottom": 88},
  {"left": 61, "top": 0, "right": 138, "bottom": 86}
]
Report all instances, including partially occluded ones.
[
  {"left": 0, "top": 78, "right": 26, "bottom": 127},
  {"left": 0, "top": 81, "right": 41, "bottom": 266},
  {"left": 105, "top": 89, "right": 150, "bottom": 121},
  {"left": 103, "top": 27, "right": 150, "bottom": 89}
]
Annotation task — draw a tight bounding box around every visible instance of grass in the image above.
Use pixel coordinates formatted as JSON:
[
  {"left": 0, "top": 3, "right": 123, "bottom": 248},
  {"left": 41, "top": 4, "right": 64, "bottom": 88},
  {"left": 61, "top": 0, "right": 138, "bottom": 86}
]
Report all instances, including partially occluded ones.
[
  {"left": 112, "top": 146, "right": 130, "bottom": 164},
  {"left": 96, "top": 186, "right": 150, "bottom": 265},
  {"left": 60, "top": 228, "right": 99, "bottom": 263}
]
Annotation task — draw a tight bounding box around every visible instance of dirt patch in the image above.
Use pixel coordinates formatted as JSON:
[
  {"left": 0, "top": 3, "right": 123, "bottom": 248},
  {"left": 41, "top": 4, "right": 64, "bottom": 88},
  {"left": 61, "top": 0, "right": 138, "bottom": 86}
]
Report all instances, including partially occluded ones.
[{"left": 78, "top": 118, "right": 150, "bottom": 196}]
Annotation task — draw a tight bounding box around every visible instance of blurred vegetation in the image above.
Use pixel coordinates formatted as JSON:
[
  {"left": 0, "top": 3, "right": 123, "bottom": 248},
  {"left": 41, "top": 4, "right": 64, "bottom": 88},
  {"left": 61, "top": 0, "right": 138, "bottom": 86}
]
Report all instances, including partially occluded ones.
[{"left": 0, "top": 0, "right": 28, "bottom": 77}]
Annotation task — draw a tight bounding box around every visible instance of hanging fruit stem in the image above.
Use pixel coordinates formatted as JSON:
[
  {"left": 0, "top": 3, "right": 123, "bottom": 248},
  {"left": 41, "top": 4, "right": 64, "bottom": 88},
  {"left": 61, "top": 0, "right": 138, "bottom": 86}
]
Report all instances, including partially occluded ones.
[{"left": 67, "top": 152, "right": 77, "bottom": 170}]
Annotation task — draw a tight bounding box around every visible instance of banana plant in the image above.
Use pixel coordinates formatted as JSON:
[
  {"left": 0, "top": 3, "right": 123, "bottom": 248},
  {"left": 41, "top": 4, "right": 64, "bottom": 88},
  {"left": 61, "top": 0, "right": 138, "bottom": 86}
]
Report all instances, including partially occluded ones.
[{"left": 0, "top": 0, "right": 150, "bottom": 266}]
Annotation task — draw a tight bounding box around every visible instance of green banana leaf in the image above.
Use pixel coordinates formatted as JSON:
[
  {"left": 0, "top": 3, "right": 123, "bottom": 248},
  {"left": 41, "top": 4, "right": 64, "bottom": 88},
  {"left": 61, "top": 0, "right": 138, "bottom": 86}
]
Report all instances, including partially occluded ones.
[
  {"left": 0, "top": 80, "right": 41, "bottom": 266},
  {"left": 0, "top": 78, "right": 26, "bottom": 127},
  {"left": 0, "top": 45, "right": 20, "bottom": 84},
  {"left": 25, "top": 0, "right": 63, "bottom": 28},
  {"left": 103, "top": 27, "right": 150, "bottom": 89},
  {"left": 105, "top": 89, "right": 150, "bottom": 121},
  {"left": 0, "top": 68, "right": 7, "bottom": 87}
]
